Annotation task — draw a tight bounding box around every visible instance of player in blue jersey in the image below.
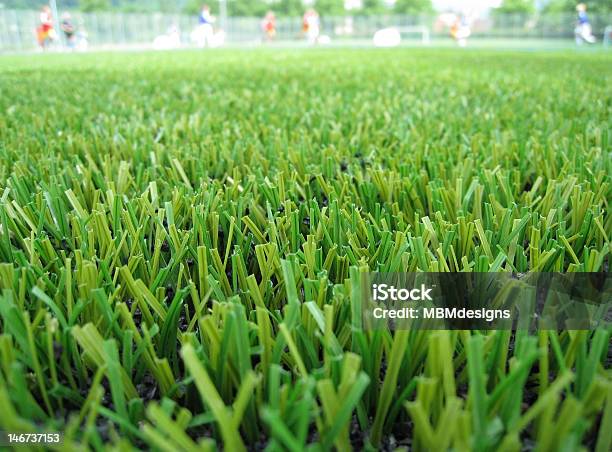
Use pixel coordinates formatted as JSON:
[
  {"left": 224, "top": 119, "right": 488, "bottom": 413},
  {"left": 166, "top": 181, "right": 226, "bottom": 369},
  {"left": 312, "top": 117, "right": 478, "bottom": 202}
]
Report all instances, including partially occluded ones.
[{"left": 575, "top": 3, "right": 596, "bottom": 44}]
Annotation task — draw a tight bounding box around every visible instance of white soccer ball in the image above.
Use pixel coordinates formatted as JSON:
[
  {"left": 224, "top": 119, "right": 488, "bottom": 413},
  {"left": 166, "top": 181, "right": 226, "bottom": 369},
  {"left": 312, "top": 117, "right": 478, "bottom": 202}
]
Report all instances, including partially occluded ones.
[{"left": 373, "top": 28, "right": 401, "bottom": 48}]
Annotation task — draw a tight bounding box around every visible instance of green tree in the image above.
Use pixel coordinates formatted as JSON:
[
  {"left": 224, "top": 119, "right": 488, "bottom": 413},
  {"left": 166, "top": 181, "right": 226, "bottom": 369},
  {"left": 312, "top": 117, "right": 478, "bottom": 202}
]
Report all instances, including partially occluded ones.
[
  {"left": 542, "top": 0, "right": 574, "bottom": 12},
  {"left": 315, "top": 0, "right": 345, "bottom": 17},
  {"left": 228, "top": 0, "right": 268, "bottom": 17},
  {"left": 588, "top": 0, "right": 612, "bottom": 13},
  {"left": 360, "top": 0, "right": 385, "bottom": 15},
  {"left": 393, "top": 0, "right": 433, "bottom": 14},
  {"left": 495, "top": 0, "right": 536, "bottom": 14},
  {"left": 183, "top": 0, "right": 204, "bottom": 16},
  {"left": 277, "top": 0, "right": 303, "bottom": 16},
  {"left": 80, "top": 0, "right": 111, "bottom": 12}
]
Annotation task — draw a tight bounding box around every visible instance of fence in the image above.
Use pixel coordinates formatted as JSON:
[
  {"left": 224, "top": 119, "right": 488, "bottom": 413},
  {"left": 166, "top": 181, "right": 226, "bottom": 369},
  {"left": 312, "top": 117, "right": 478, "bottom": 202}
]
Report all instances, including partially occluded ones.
[{"left": 1, "top": 9, "right": 612, "bottom": 52}]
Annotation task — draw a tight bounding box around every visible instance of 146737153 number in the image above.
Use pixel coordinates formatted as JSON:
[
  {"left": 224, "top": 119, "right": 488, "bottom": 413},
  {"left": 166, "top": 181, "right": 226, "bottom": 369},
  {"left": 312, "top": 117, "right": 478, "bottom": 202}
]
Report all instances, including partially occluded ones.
[{"left": 2, "top": 432, "right": 62, "bottom": 445}]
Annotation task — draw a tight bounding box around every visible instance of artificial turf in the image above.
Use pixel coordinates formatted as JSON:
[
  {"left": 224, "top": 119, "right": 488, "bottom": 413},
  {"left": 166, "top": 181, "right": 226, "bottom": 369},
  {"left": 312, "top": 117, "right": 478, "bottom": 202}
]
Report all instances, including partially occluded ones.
[{"left": 0, "top": 48, "right": 610, "bottom": 451}]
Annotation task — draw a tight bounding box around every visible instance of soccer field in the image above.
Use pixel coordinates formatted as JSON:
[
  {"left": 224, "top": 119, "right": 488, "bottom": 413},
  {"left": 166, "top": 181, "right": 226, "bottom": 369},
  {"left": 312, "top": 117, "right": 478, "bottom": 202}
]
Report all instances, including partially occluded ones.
[{"left": 0, "top": 49, "right": 610, "bottom": 450}]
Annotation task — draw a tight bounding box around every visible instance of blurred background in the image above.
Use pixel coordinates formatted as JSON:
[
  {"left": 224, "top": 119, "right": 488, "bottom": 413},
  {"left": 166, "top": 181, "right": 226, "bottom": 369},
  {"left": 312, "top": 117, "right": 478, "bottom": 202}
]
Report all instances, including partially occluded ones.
[{"left": 1, "top": 0, "right": 611, "bottom": 52}]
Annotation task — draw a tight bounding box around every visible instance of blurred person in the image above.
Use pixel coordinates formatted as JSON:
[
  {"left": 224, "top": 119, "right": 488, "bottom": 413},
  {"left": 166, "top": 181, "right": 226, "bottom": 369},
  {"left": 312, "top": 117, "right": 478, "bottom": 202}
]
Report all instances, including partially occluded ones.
[
  {"left": 192, "top": 4, "right": 216, "bottom": 48},
  {"left": 435, "top": 13, "right": 456, "bottom": 33},
  {"left": 61, "top": 13, "right": 76, "bottom": 49},
  {"left": 302, "top": 9, "right": 320, "bottom": 44},
  {"left": 75, "top": 20, "right": 89, "bottom": 51},
  {"left": 198, "top": 4, "right": 214, "bottom": 27},
  {"left": 36, "top": 5, "right": 55, "bottom": 49},
  {"left": 261, "top": 11, "right": 276, "bottom": 42},
  {"left": 575, "top": 3, "right": 596, "bottom": 44},
  {"left": 450, "top": 14, "right": 471, "bottom": 47}
]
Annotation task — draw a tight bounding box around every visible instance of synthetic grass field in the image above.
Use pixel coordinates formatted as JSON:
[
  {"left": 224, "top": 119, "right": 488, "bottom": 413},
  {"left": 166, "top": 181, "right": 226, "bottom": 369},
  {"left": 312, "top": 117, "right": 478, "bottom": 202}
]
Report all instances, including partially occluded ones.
[{"left": 0, "top": 48, "right": 611, "bottom": 451}]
